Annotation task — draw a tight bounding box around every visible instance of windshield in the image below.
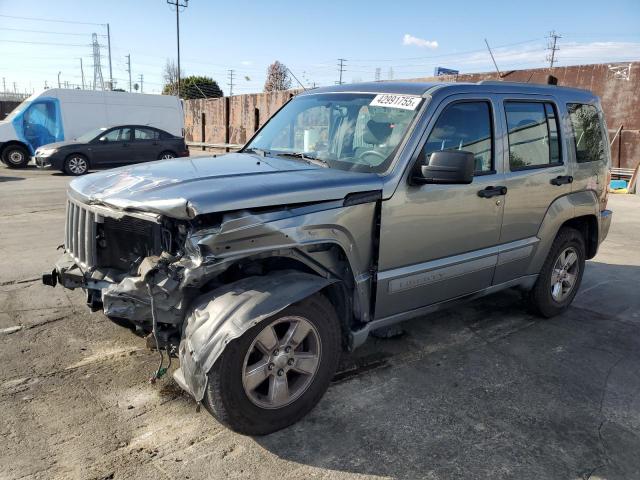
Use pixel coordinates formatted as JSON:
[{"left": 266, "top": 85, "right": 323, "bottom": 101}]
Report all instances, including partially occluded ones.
[
  {"left": 76, "top": 127, "right": 108, "bottom": 143},
  {"left": 245, "top": 92, "right": 423, "bottom": 173}
]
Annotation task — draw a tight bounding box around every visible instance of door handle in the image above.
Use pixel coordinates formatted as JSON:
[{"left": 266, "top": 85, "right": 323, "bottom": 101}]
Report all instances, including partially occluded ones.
[
  {"left": 477, "top": 186, "right": 507, "bottom": 198},
  {"left": 550, "top": 175, "right": 573, "bottom": 186}
]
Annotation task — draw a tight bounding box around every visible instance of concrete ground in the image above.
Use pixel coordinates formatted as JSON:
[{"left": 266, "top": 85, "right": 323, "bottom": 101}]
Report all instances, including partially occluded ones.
[{"left": 1, "top": 164, "right": 640, "bottom": 480}]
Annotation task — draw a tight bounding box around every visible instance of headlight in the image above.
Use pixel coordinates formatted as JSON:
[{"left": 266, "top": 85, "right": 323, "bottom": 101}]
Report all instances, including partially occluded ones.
[{"left": 36, "top": 148, "right": 58, "bottom": 157}]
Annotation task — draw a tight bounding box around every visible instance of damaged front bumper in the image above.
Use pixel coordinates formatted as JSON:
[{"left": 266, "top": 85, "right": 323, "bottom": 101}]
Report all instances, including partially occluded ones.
[{"left": 44, "top": 252, "right": 187, "bottom": 329}]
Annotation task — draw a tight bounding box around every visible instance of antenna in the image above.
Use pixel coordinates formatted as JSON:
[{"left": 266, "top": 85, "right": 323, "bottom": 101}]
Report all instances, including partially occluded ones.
[{"left": 484, "top": 39, "right": 501, "bottom": 78}]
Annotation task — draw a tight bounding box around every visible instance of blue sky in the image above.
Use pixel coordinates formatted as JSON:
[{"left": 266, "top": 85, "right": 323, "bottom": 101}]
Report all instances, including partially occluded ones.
[{"left": 0, "top": 0, "right": 639, "bottom": 95}]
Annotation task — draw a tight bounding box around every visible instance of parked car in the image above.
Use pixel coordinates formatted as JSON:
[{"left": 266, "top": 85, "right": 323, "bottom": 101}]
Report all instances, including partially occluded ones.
[
  {"left": 34, "top": 125, "right": 189, "bottom": 175},
  {"left": 43, "top": 81, "right": 612, "bottom": 435},
  {"left": 0, "top": 88, "right": 184, "bottom": 168}
]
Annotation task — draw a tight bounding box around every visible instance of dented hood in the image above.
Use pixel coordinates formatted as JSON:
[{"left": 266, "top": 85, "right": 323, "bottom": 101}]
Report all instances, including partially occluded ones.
[{"left": 68, "top": 153, "right": 383, "bottom": 219}]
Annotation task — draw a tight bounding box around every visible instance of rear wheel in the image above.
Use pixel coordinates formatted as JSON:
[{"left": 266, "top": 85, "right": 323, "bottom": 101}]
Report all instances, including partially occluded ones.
[
  {"left": 2, "top": 145, "right": 30, "bottom": 168},
  {"left": 529, "top": 227, "right": 586, "bottom": 317},
  {"left": 203, "top": 293, "right": 341, "bottom": 435},
  {"left": 63, "top": 154, "right": 89, "bottom": 175},
  {"left": 158, "top": 151, "right": 176, "bottom": 160}
]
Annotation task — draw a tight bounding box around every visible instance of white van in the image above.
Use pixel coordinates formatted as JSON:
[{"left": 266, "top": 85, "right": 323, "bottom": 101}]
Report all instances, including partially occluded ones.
[{"left": 0, "top": 88, "right": 184, "bottom": 168}]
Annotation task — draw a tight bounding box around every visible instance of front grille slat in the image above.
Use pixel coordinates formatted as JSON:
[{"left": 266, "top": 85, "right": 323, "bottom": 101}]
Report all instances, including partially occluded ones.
[{"left": 65, "top": 199, "right": 97, "bottom": 270}]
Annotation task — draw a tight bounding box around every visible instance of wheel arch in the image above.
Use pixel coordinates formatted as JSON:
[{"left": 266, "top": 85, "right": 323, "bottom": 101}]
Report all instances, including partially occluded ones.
[{"left": 529, "top": 190, "right": 600, "bottom": 274}]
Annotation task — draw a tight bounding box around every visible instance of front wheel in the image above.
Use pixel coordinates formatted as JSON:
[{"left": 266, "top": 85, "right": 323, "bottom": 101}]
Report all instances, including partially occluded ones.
[
  {"left": 63, "top": 154, "right": 89, "bottom": 175},
  {"left": 529, "top": 227, "right": 586, "bottom": 317},
  {"left": 203, "top": 293, "right": 341, "bottom": 435},
  {"left": 2, "top": 145, "right": 30, "bottom": 168}
]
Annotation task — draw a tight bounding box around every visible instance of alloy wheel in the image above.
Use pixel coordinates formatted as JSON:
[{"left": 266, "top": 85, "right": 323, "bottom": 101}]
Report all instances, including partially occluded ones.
[
  {"left": 67, "top": 156, "right": 87, "bottom": 175},
  {"left": 242, "top": 316, "right": 321, "bottom": 409},
  {"left": 550, "top": 246, "right": 580, "bottom": 302},
  {"left": 160, "top": 153, "right": 175, "bottom": 159}
]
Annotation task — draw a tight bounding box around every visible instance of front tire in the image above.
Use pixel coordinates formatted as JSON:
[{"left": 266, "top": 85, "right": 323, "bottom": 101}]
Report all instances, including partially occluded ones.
[
  {"left": 2, "top": 145, "right": 30, "bottom": 168},
  {"left": 529, "top": 227, "right": 586, "bottom": 318},
  {"left": 63, "top": 154, "right": 89, "bottom": 175},
  {"left": 203, "top": 293, "right": 341, "bottom": 435}
]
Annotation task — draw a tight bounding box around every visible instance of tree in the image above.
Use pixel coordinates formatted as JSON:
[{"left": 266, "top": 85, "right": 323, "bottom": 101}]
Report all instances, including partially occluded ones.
[
  {"left": 163, "top": 74, "right": 223, "bottom": 99},
  {"left": 162, "top": 59, "right": 180, "bottom": 95},
  {"left": 264, "top": 61, "right": 291, "bottom": 92}
]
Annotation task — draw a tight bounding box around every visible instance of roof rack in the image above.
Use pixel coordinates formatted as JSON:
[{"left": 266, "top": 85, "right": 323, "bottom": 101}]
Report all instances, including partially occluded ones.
[{"left": 478, "top": 74, "right": 559, "bottom": 86}]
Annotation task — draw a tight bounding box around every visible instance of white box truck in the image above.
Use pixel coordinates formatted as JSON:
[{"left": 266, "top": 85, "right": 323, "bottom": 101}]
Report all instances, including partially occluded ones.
[{"left": 0, "top": 88, "right": 184, "bottom": 168}]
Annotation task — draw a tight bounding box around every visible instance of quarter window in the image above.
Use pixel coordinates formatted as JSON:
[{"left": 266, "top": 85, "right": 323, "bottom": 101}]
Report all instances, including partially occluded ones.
[
  {"left": 505, "top": 102, "right": 561, "bottom": 169},
  {"left": 567, "top": 103, "right": 606, "bottom": 163},
  {"left": 421, "top": 101, "right": 493, "bottom": 173}
]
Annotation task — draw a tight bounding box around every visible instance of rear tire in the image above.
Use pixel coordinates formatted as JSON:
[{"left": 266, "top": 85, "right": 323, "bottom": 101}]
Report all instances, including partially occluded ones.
[
  {"left": 63, "top": 154, "right": 89, "bottom": 176},
  {"left": 529, "top": 227, "right": 586, "bottom": 318},
  {"left": 202, "top": 293, "right": 341, "bottom": 435},
  {"left": 2, "top": 145, "right": 30, "bottom": 168},
  {"left": 158, "top": 151, "right": 176, "bottom": 160}
]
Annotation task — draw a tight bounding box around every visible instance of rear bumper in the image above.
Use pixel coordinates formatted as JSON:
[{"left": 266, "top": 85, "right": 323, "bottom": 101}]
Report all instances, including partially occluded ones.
[{"left": 599, "top": 209, "right": 613, "bottom": 244}]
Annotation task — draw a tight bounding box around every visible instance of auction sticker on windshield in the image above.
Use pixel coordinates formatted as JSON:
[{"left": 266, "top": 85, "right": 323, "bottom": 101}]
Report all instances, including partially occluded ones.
[{"left": 370, "top": 94, "right": 422, "bottom": 110}]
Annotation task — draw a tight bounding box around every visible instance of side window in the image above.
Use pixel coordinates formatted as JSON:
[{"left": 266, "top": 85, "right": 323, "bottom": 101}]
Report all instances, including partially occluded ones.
[
  {"left": 567, "top": 103, "right": 606, "bottom": 164},
  {"left": 135, "top": 128, "right": 160, "bottom": 140},
  {"left": 102, "top": 128, "right": 131, "bottom": 142},
  {"left": 421, "top": 101, "right": 493, "bottom": 173},
  {"left": 505, "top": 102, "right": 561, "bottom": 170}
]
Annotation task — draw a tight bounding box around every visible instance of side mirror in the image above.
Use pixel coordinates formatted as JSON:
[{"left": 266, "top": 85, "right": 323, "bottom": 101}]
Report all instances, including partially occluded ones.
[{"left": 412, "top": 150, "right": 475, "bottom": 185}]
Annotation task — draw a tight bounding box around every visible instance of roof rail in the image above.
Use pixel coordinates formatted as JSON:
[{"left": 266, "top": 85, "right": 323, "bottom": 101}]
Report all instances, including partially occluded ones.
[{"left": 478, "top": 74, "right": 558, "bottom": 86}]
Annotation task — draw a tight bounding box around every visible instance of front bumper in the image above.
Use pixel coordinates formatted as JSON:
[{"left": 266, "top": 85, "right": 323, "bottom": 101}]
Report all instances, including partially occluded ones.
[{"left": 35, "top": 156, "right": 52, "bottom": 168}]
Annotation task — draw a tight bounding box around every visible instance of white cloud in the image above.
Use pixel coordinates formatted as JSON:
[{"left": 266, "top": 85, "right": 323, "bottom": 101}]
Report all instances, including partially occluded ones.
[{"left": 403, "top": 34, "right": 438, "bottom": 49}]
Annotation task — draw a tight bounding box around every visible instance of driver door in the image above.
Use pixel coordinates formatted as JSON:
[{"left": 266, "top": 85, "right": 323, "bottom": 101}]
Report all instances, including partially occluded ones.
[
  {"left": 375, "top": 95, "right": 506, "bottom": 319},
  {"left": 90, "top": 127, "right": 133, "bottom": 166}
]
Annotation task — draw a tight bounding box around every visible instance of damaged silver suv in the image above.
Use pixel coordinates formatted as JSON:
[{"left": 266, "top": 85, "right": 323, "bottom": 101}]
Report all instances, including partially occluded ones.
[{"left": 44, "top": 81, "right": 613, "bottom": 435}]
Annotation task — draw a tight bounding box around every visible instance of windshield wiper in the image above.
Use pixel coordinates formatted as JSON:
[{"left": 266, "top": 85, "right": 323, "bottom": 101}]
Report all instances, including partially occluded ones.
[{"left": 276, "top": 152, "right": 329, "bottom": 168}]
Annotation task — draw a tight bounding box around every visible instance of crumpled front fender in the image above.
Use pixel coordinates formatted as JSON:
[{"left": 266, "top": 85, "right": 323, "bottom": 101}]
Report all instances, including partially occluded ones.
[{"left": 174, "top": 270, "right": 336, "bottom": 402}]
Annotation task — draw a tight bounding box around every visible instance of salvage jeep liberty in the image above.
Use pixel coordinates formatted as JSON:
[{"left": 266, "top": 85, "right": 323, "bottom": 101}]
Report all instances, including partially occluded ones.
[{"left": 44, "top": 81, "right": 613, "bottom": 435}]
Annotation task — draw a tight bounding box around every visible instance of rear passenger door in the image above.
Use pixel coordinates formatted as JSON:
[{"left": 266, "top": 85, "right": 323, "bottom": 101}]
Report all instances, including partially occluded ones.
[{"left": 494, "top": 98, "right": 572, "bottom": 284}]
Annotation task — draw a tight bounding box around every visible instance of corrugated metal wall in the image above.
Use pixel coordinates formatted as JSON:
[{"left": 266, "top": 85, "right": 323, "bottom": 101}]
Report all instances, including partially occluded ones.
[{"left": 183, "top": 61, "right": 639, "bottom": 168}]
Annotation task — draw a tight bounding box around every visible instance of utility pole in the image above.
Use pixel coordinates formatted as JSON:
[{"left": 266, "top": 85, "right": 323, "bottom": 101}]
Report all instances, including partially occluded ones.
[
  {"left": 167, "top": 0, "right": 188, "bottom": 96},
  {"left": 228, "top": 69, "right": 235, "bottom": 96},
  {"left": 374, "top": 68, "right": 381, "bottom": 82},
  {"left": 2, "top": 77, "right": 5, "bottom": 93},
  {"left": 57, "top": 71, "right": 61, "bottom": 88},
  {"left": 337, "top": 58, "right": 346, "bottom": 85},
  {"left": 126, "top": 54, "right": 132, "bottom": 92},
  {"left": 80, "top": 58, "right": 85, "bottom": 89},
  {"left": 139, "top": 74, "right": 144, "bottom": 93},
  {"left": 547, "top": 30, "right": 561, "bottom": 69},
  {"left": 106, "top": 23, "right": 113, "bottom": 90},
  {"left": 13, "top": 82, "right": 17, "bottom": 94},
  {"left": 484, "top": 38, "right": 502, "bottom": 78}
]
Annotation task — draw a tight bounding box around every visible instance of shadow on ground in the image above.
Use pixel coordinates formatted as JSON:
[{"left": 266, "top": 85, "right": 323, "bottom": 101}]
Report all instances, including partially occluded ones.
[
  {"left": 256, "top": 261, "right": 640, "bottom": 480},
  {"left": 0, "top": 175, "right": 25, "bottom": 182}
]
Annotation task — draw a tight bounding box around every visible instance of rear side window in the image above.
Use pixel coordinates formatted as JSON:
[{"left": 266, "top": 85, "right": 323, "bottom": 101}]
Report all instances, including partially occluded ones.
[
  {"left": 505, "top": 102, "right": 561, "bottom": 170},
  {"left": 135, "top": 128, "right": 160, "bottom": 140},
  {"left": 421, "top": 101, "right": 493, "bottom": 173},
  {"left": 567, "top": 104, "right": 606, "bottom": 163}
]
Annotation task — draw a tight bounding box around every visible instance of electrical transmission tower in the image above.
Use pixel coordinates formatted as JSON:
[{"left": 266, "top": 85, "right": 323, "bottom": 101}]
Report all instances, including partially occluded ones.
[
  {"left": 91, "top": 33, "right": 105, "bottom": 90},
  {"left": 375, "top": 67, "right": 381, "bottom": 82},
  {"left": 337, "top": 58, "right": 347, "bottom": 85},
  {"left": 546, "top": 30, "right": 561, "bottom": 69},
  {"left": 139, "top": 74, "right": 144, "bottom": 93},
  {"left": 228, "top": 69, "right": 235, "bottom": 96}
]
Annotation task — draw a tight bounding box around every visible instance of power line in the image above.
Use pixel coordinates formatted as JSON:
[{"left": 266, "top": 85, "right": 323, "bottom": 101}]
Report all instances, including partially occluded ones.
[
  {"left": 0, "top": 27, "right": 107, "bottom": 37},
  {"left": 547, "top": 30, "right": 562, "bottom": 68},
  {"left": 0, "top": 39, "right": 102, "bottom": 47},
  {"left": 0, "top": 14, "right": 104, "bottom": 25}
]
